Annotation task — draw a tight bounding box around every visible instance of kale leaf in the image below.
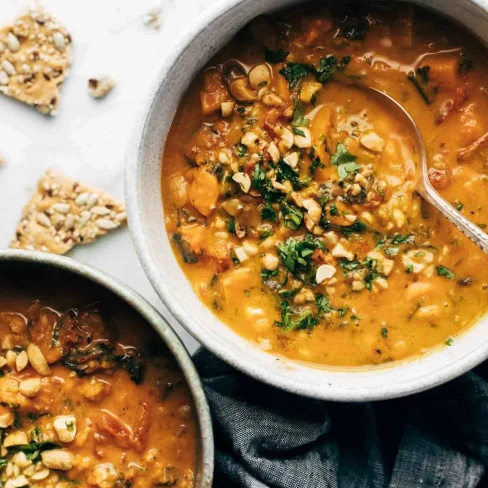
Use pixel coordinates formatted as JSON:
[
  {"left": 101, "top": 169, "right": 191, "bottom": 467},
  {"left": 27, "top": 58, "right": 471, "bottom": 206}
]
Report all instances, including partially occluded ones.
[{"left": 263, "top": 46, "right": 289, "bottom": 64}]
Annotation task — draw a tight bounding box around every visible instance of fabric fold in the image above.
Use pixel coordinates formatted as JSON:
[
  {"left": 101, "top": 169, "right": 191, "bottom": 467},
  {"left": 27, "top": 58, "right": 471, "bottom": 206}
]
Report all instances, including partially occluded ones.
[{"left": 194, "top": 349, "right": 488, "bottom": 488}]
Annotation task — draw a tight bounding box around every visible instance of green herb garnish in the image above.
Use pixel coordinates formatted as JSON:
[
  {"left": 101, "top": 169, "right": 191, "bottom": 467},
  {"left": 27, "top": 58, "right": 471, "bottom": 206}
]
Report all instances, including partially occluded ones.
[
  {"left": 329, "top": 203, "right": 339, "bottom": 217},
  {"left": 437, "top": 265, "right": 456, "bottom": 280},
  {"left": 281, "top": 203, "right": 303, "bottom": 230},
  {"left": 226, "top": 219, "right": 236, "bottom": 234},
  {"left": 263, "top": 46, "right": 289, "bottom": 64},
  {"left": 7, "top": 441, "right": 60, "bottom": 463},
  {"left": 260, "top": 204, "right": 277, "bottom": 222},
  {"left": 315, "top": 293, "right": 334, "bottom": 315},
  {"left": 292, "top": 98, "right": 310, "bottom": 127},
  {"left": 275, "top": 301, "right": 319, "bottom": 332},
  {"left": 330, "top": 143, "right": 360, "bottom": 179},
  {"left": 315, "top": 55, "right": 338, "bottom": 83},
  {"left": 279, "top": 63, "right": 315, "bottom": 89}
]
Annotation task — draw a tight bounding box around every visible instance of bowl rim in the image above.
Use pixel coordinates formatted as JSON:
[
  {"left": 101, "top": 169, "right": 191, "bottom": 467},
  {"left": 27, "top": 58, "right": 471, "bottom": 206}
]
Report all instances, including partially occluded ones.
[
  {"left": 0, "top": 249, "right": 214, "bottom": 487},
  {"left": 125, "top": 0, "right": 488, "bottom": 402}
]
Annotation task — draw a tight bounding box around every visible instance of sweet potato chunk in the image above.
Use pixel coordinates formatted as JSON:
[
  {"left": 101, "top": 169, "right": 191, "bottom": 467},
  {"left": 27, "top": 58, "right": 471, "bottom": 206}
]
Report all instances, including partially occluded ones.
[
  {"left": 422, "top": 54, "right": 460, "bottom": 90},
  {"left": 188, "top": 168, "right": 219, "bottom": 216},
  {"left": 200, "top": 68, "right": 229, "bottom": 115}
]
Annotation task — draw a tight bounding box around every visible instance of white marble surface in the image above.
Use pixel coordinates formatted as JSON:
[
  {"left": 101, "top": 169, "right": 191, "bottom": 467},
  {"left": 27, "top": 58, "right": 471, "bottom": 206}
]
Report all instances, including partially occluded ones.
[{"left": 0, "top": 0, "right": 219, "bottom": 352}]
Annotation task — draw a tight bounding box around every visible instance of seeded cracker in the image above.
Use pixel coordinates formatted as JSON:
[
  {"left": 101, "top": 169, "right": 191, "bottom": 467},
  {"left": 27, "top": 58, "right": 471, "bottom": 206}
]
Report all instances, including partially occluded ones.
[
  {"left": 0, "top": 7, "right": 72, "bottom": 115},
  {"left": 11, "top": 169, "right": 127, "bottom": 255}
]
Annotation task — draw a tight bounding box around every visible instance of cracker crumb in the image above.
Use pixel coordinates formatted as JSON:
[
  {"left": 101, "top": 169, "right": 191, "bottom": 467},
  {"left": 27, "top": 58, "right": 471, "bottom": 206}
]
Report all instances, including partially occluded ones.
[
  {"left": 11, "top": 169, "right": 126, "bottom": 254},
  {"left": 88, "top": 76, "right": 116, "bottom": 99},
  {"left": 0, "top": 7, "right": 72, "bottom": 115},
  {"left": 142, "top": 6, "right": 162, "bottom": 29}
]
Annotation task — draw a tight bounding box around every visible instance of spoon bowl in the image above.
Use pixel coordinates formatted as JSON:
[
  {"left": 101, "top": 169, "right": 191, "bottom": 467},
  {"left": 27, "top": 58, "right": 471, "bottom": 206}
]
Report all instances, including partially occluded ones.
[{"left": 361, "top": 86, "right": 488, "bottom": 254}]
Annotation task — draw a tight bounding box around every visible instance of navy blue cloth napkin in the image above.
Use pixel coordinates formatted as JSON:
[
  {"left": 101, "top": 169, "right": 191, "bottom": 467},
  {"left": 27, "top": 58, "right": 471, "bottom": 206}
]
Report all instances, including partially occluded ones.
[{"left": 193, "top": 349, "right": 488, "bottom": 488}]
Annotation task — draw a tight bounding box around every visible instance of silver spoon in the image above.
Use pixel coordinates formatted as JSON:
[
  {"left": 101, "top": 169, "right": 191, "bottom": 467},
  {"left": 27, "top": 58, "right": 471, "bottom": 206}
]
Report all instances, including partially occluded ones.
[{"left": 362, "top": 86, "right": 488, "bottom": 254}]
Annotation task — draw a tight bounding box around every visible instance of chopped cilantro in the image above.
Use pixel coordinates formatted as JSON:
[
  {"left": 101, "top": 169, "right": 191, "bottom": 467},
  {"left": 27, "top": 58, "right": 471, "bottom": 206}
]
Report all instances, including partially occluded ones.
[
  {"left": 263, "top": 46, "right": 289, "bottom": 64},
  {"left": 330, "top": 203, "right": 339, "bottom": 216},
  {"left": 316, "top": 293, "right": 334, "bottom": 315},
  {"left": 391, "top": 234, "right": 415, "bottom": 245},
  {"left": 310, "top": 158, "right": 325, "bottom": 175},
  {"left": 339, "top": 221, "right": 366, "bottom": 235},
  {"left": 293, "top": 127, "right": 306, "bottom": 137},
  {"left": 339, "top": 260, "right": 361, "bottom": 271},
  {"left": 277, "top": 235, "right": 323, "bottom": 282},
  {"left": 252, "top": 163, "right": 266, "bottom": 190},
  {"left": 292, "top": 99, "right": 310, "bottom": 127},
  {"left": 233, "top": 143, "right": 247, "bottom": 157},
  {"left": 405, "top": 264, "right": 414, "bottom": 274},
  {"left": 445, "top": 337, "right": 454, "bottom": 346},
  {"left": 456, "top": 203, "right": 464, "bottom": 211},
  {"left": 275, "top": 301, "right": 319, "bottom": 332},
  {"left": 7, "top": 441, "right": 60, "bottom": 462},
  {"left": 279, "top": 62, "right": 315, "bottom": 89},
  {"left": 66, "top": 421, "right": 74, "bottom": 432},
  {"left": 381, "top": 327, "right": 388, "bottom": 338},
  {"left": 315, "top": 55, "right": 338, "bottom": 84},
  {"left": 259, "top": 228, "right": 275, "bottom": 241},
  {"left": 261, "top": 204, "right": 277, "bottom": 222},
  {"left": 437, "top": 265, "right": 456, "bottom": 280},
  {"left": 226, "top": 219, "right": 236, "bottom": 234},
  {"left": 278, "top": 288, "right": 300, "bottom": 298},
  {"left": 330, "top": 143, "right": 360, "bottom": 179},
  {"left": 281, "top": 203, "right": 303, "bottom": 230},
  {"left": 261, "top": 268, "right": 279, "bottom": 282},
  {"left": 276, "top": 160, "right": 309, "bottom": 190}
]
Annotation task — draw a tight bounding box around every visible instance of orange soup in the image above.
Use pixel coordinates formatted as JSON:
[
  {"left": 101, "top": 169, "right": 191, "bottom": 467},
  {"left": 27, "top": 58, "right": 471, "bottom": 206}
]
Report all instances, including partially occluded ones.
[
  {"left": 162, "top": 2, "right": 488, "bottom": 366},
  {"left": 0, "top": 269, "right": 197, "bottom": 487}
]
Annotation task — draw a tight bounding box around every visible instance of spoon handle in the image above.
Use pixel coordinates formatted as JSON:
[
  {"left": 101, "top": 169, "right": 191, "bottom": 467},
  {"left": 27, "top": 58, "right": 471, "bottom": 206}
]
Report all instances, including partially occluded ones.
[{"left": 418, "top": 178, "right": 488, "bottom": 254}]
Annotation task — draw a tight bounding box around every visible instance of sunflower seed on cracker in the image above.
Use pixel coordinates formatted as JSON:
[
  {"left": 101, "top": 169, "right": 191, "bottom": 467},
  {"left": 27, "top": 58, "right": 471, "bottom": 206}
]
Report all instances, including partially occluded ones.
[
  {"left": 88, "top": 76, "right": 116, "bottom": 99},
  {"left": 0, "top": 7, "right": 72, "bottom": 115},
  {"left": 11, "top": 169, "right": 126, "bottom": 255}
]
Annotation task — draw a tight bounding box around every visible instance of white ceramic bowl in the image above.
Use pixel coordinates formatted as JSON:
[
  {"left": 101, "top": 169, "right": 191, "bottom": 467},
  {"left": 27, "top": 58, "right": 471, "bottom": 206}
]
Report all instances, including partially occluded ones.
[{"left": 126, "top": 0, "right": 488, "bottom": 401}]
